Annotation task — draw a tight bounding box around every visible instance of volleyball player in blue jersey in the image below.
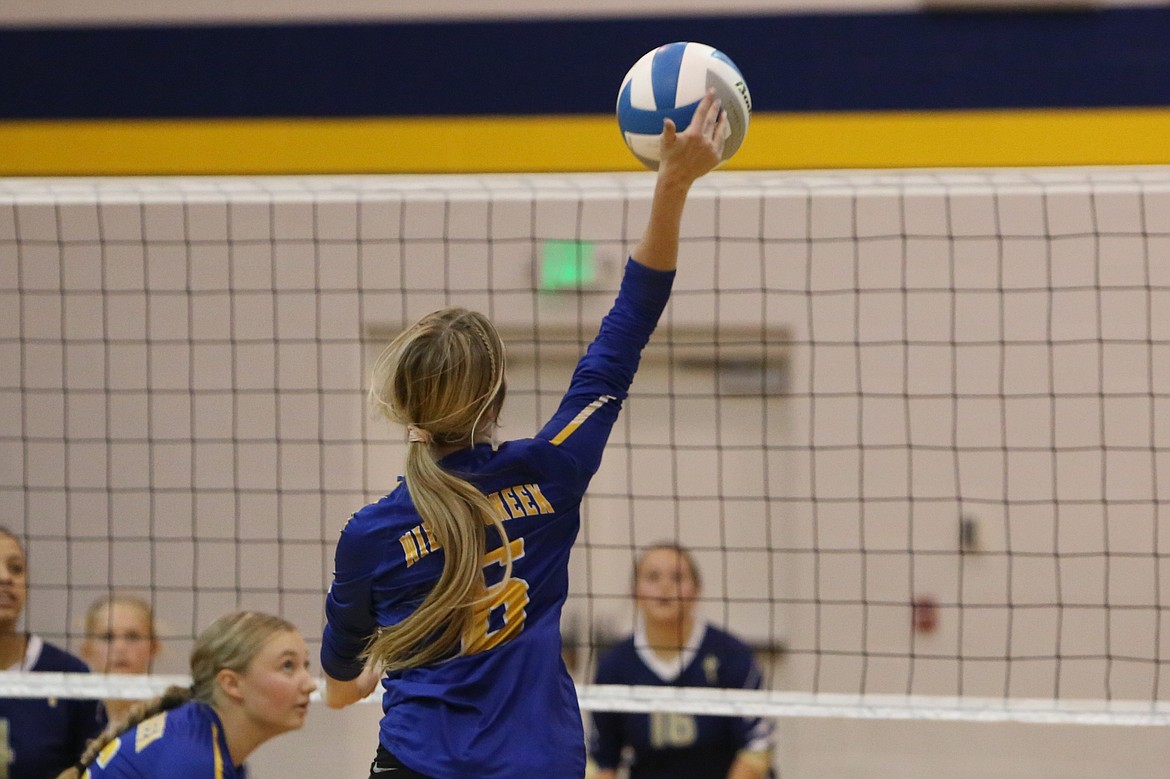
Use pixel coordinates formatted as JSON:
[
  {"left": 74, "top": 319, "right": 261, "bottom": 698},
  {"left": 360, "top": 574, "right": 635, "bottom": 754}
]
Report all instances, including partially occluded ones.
[
  {"left": 0, "top": 527, "right": 104, "bottom": 779},
  {"left": 588, "top": 544, "right": 776, "bottom": 779},
  {"left": 60, "top": 611, "right": 316, "bottom": 779},
  {"left": 321, "top": 90, "right": 729, "bottom": 779}
]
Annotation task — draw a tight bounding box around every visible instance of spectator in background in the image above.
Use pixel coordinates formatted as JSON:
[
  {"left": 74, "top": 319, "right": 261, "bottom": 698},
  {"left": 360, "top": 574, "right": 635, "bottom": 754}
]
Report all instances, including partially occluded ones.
[
  {"left": 0, "top": 526, "right": 104, "bottom": 779},
  {"left": 80, "top": 594, "right": 163, "bottom": 728},
  {"left": 588, "top": 543, "right": 776, "bottom": 779}
]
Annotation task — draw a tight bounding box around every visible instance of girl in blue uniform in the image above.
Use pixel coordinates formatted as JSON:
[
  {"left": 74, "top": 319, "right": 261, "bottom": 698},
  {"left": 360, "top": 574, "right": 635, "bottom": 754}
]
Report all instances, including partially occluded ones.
[
  {"left": 60, "top": 610, "right": 317, "bottom": 779},
  {"left": 0, "top": 527, "right": 103, "bottom": 779},
  {"left": 321, "top": 91, "right": 729, "bottom": 779},
  {"left": 588, "top": 544, "right": 776, "bottom": 779}
]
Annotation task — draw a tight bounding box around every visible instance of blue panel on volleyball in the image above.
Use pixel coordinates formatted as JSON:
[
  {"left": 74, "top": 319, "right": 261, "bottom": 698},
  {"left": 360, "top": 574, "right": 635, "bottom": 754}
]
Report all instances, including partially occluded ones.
[
  {"left": 650, "top": 42, "right": 686, "bottom": 115},
  {"left": 616, "top": 81, "right": 698, "bottom": 136}
]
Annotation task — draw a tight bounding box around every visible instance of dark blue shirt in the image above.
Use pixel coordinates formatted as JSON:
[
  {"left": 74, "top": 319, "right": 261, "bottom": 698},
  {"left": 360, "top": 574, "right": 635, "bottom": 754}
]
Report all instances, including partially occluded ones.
[
  {"left": 0, "top": 637, "right": 104, "bottom": 779},
  {"left": 590, "top": 624, "right": 776, "bottom": 779}
]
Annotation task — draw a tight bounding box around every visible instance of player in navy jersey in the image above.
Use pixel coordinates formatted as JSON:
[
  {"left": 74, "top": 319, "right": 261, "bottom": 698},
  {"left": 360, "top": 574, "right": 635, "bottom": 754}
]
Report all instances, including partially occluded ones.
[
  {"left": 60, "top": 610, "right": 316, "bottom": 779},
  {"left": 321, "top": 90, "right": 730, "bottom": 779},
  {"left": 0, "top": 526, "right": 104, "bottom": 779},
  {"left": 588, "top": 544, "right": 776, "bottom": 779}
]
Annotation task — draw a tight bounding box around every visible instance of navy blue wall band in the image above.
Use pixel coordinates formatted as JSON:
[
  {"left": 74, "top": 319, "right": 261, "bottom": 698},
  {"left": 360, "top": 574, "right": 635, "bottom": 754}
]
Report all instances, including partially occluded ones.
[{"left": 4, "top": 7, "right": 1170, "bottom": 120}]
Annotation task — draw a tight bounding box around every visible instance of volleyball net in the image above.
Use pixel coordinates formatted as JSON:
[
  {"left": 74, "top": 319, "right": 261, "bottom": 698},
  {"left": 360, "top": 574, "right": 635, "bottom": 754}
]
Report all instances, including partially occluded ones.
[{"left": 3, "top": 168, "right": 1170, "bottom": 725}]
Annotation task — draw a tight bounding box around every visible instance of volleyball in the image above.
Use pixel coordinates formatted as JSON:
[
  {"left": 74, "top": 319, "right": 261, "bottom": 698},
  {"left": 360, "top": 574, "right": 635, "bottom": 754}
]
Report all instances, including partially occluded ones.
[{"left": 616, "top": 41, "right": 752, "bottom": 170}]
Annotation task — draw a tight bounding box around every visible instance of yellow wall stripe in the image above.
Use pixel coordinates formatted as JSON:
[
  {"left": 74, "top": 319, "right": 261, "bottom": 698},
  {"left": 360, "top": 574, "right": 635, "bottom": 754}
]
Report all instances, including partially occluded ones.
[{"left": 3, "top": 108, "right": 1169, "bottom": 176}]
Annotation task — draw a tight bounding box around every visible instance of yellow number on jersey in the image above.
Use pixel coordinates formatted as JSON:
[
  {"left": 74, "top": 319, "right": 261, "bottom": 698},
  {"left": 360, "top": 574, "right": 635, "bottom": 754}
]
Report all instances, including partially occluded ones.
[
  {"left": 462, "top": 538, "right": 529, "bottom": 655},
  {"left": 649, "top": 712, "right": 698, "bottom": 749}
]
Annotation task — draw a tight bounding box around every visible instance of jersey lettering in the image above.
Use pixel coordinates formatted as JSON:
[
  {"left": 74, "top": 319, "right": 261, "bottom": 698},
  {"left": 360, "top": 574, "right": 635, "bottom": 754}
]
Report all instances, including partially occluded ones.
[
  {"left": 702, "top": 654, "right": 720, "bottom": 684},
  {"left": 463, "top": 538, "right": 529, "bottom": 654},
  {"left": 649, "top": 712, "right": 698, "bottom": 749},
  {"left": 490, "top": 482, "right": 555, "bottom": 520},
  {"left": 400, "top": 524, "right": 441, "bottom": 567},
  {"left": 399, "top": 482, "right": 553, "bottom": 568},
  {"left": 135, "top": 712, "right": 167, "bottom": 753}
]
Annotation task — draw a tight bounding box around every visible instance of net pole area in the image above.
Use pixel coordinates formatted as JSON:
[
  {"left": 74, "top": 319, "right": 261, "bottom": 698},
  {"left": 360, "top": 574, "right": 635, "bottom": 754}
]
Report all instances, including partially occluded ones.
[{"left": 3, "top": 168, "right": 1170, "bottom": 726}]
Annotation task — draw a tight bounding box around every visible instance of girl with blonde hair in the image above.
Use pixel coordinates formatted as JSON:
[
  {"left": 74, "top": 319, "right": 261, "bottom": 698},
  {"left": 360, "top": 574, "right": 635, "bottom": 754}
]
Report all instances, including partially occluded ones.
[
  {"left": 61, "top": 610, "right": 316, "bottom": 778},
  {"left": 321, "top": 90, "right": 729, "bottom": 779}
]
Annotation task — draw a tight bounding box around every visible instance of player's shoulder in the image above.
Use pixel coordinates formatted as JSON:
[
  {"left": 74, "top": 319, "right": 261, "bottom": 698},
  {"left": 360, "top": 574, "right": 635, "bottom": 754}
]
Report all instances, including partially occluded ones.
[
  {"left": 33, "top": 638, "right": 91, "bottom": 673},
  {"left": 138, "top": 703, "right": 224, "bottom": 762},
  {"left": 601, "top": 634, "right": 638, "bottom": 657},
  {"left": 495, "top": 435, "right": 584, "bottom": 490},
  {"left": 495, "top": 436, "right": 546, "bottom": 456},
  {"left": 456, "top": 437, "right": 554, "bottom": 474},
  {"left": 92, "top": 703, "right": 221, "bottom": 776},
  {"left": 154, "top": 699, "right": 217, "bottom": 733},
  {"left": 128, "top": 701, "right": 217, "bottom": 746},
  {"left": 595, "top": 635, "right": 638, "bottom": 675},
  {"left": 342, "top": 482, "right": 416, "bottom": 537},
  {"left": 698, "top": 624, "right": 761, "bottom": 686},
  {"left": 440, "top": 437, "right": 570, "bottom": 495},
  {"left": 701, "top": 624, "right": 755, "bottom": 658}
]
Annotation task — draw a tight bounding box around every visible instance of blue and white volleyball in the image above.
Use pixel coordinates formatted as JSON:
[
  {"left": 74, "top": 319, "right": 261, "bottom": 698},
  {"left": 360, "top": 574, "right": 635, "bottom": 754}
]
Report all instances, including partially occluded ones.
[{"left": 616, "top": 42, "right": 752, "bottom": 170}]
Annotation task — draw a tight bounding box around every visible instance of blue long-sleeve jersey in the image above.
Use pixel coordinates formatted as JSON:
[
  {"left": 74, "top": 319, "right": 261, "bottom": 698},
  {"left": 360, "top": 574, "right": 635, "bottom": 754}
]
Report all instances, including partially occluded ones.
[{"left": 322, "top": 259, "right": 675, "bottom": 779}]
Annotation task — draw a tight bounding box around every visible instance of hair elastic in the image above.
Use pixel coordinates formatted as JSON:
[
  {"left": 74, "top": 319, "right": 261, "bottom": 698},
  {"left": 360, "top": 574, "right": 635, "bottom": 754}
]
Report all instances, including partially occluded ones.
[{"left": 407, "top": 425, "right": 433, "bottom": 444}]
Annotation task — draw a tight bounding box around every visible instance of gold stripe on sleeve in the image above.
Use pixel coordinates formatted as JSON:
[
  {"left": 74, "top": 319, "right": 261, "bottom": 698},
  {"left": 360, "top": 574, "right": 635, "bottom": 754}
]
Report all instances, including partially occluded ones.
[
  {"left": 212, "top": 722, "right": 224, "bottom": 779},
  {"left": 549, "top": 395, "right": 615, "bottom": 446}
]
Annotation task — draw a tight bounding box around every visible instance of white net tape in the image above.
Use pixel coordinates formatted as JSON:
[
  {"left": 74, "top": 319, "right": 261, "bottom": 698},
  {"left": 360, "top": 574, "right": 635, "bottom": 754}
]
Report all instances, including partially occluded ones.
[{"left": 4, "top": 672, "right": 1170, "bottom": 726}]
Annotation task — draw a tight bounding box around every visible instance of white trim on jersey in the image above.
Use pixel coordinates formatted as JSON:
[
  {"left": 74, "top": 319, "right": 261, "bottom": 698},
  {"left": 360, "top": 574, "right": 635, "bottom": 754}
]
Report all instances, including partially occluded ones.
[
  {"left": 548, "top": 394, "right": 615, "bottom": 445},
  {"left": 633, "top": 619, "right": 707, "bottom": 683},
  {"left": 10, "top": 634, "right": 45, "bottom": 672}
]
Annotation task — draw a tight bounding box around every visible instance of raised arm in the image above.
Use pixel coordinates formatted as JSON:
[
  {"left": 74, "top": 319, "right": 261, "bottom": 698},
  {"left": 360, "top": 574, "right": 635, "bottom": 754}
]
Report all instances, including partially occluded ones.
[
  {"left": 630, "top": 88, "right": 728, "bottom": 272},
  {"left": 535, "top": 90, "right": 728, "bottom": 482}
]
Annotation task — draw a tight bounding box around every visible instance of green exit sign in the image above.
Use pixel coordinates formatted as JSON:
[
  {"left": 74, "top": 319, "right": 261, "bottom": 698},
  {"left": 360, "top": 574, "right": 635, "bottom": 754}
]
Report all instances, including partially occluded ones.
[{"left": 540, "top": 240, "right": 597, "bottom": 291}]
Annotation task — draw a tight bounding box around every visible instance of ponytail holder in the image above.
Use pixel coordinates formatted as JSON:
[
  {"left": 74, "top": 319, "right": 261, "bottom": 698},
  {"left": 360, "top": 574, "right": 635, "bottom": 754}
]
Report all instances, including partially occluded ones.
[{"left": 407, "top": 425, "right": 433, "bottom": 444}]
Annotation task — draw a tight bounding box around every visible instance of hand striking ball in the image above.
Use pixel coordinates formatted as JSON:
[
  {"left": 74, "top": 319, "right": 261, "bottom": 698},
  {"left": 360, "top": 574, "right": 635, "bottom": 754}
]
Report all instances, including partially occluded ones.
[{"left": 616, "top": 41, "right": 752, "bottom": 170}]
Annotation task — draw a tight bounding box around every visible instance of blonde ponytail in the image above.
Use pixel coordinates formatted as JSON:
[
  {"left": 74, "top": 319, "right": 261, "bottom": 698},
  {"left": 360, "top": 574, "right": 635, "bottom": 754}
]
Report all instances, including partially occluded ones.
[{"left": 365, "top": 307, "right": 511, "bottom": 671}]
